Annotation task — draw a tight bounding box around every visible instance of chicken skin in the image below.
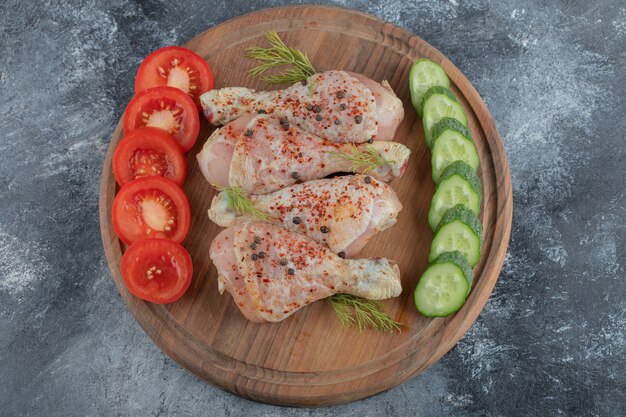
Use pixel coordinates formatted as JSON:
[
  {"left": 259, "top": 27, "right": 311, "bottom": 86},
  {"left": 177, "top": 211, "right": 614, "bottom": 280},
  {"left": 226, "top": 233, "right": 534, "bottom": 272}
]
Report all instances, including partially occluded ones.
[
  {"left": 200, "top": 70, "right": 404, "bottom": 143},
  {"left": 208, "top": 175, "right": 402, "bottom": 257},
  {"left": 210, "top": 221, "right": 402, "bottom": 323},
  {"left": 197, "top": 114, "right": 410, "bottom": 194}
]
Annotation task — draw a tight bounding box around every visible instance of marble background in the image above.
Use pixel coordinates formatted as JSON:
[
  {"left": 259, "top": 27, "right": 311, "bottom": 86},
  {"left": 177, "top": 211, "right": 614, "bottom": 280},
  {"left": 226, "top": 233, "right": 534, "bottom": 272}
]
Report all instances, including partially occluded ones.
[{"left": 1, "top": 0, "right": 624, "bottom": 416}]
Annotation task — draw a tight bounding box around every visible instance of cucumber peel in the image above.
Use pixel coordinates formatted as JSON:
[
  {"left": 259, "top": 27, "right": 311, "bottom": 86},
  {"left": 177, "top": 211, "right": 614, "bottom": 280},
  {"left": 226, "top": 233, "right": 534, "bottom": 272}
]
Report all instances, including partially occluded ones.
[
  {"left": 428, "top": 161, "right": 482, "bottom": 230},
  {"left": 431, "top": 117, "right": 479, "bottom": 183},
  {"left": 422, "top": 86, "right": 468, "bottom": 148},
  {"left": 431, "top": 117, "right": 473, "bottom": 143},
  {"left": 430, "top": 204, "right": 483, "bottom": 267},
  {"left": 414, "top": 250, "right": 473, "bottom": 317},
  {"left": 409, "top": 59, "right": 450, "bottom": 116}
]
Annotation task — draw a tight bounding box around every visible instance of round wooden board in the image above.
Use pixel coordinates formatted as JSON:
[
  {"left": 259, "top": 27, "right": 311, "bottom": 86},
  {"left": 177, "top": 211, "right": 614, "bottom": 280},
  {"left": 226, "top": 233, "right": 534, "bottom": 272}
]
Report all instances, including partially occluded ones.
[{"left": 99, "top": 5, "right": 512, "bottom": 407}]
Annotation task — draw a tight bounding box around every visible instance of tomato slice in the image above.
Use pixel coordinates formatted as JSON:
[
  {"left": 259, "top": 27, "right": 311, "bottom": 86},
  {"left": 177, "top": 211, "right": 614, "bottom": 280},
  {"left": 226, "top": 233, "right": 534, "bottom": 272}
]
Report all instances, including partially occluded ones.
[
  {"left": 112, "top": 176, "right": 190, "bottom": 245},
  {"left": 113, "top": 127, "right": 187, "bottom": 186},
  {"left": 135, "top": 46, "right": 214, "bottom": 107},
  {"left": 121, "top": 239, "right": 192, "bottom": 304},
  {"left": 123, "top": 86, "right": 199, "bottom": 152}
]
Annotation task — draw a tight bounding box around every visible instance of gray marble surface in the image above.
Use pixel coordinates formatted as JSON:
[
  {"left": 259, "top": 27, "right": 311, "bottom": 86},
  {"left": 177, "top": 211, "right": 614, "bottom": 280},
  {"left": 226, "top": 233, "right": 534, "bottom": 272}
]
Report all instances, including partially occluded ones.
[{"left": 1, "top": 0, "right": 625, "bottom": 416}]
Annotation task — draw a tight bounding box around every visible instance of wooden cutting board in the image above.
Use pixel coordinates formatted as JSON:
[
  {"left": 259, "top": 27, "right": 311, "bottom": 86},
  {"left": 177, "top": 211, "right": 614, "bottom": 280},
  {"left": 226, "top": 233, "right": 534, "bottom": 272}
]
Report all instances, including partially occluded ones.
[{"left": 99, "top": 5, "right": 512, "bottom": 407}]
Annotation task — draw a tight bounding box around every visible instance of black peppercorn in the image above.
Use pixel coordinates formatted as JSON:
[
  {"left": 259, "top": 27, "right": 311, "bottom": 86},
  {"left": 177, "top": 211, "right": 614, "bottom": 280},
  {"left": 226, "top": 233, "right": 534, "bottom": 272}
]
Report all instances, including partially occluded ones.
[
  {"left": 320, "top": 226, "right": 329, "bottom": 234},
  {"left": 336, "top": 91, "right": 345, "bottom": 98},
  {"left": 334, "top": 119, "right": 341, "bottom": 125},
  {"left": 354, "top": 115, "right": 363, "bottom": 124},
  {"left": 287, "top": 268, "right": 295, "bottom": 275},
  {"left": 367, "top": 137, "right": 374, "bottom": 144},
  {"left": 257, "top": 109, "right": 266, "bottom": 114},
  {"left": 298, "top": 152, "right": 303, "bottom": 158},
  {"left": 339, "top": 103, "right": 347, "bottom": 110},
  {"left": 338, "top": 251, "right": 346, "bottom": 259},
  {"left": 364, "top": 176, "right": 372, "bottom": 184},
  {"left": 280, "top": 258, "right": 288, "bottom": 266},
  {"left": 254, "top": 236, "right": 261, "bottom": 244},
  {"left": 306, "top": 104, "right": 313, "bottom": 111},
  {"left": 315, "top": 114, "right": 323, "bottom": 121},
  {"left": 312, "top": 105, "right": 321, "bottom": 113},
  {"left": 258, "top": 251, "right": 266, "bottom": 259},
  {"left": 279, "top": 117, "right": 290, "bottom": 129},
  {"left": 250, "top": 242, "right": 257, "bottom": 250},
  {"left": 292, "top": 216, "right": 301, "bottom": 224},
  {"left": 251, "top": 254, "right": 258, "bottom": 261},
  {"left": 244, "top": 129, "right": 253, "bottom": 137},
  {"left": 301, "top": 79, "right": 308, "bottom": 86},
  {"left": 291, "top": 171, "right": 300, "bottom": 180}
]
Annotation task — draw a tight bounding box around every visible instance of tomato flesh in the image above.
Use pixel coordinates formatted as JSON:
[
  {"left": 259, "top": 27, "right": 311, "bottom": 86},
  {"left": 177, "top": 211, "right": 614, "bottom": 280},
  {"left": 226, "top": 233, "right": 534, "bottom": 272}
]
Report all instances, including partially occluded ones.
[
  {"left": 135, "top": 188, "right": 179, "bottom": 233},
  {"left": 123, "top": 86, "right": 199, "bottom": 152},
  {"left": 113, "top": 127, "right": 187, "bottom": 186},
  {"left": 121, "top": 239, "right": 192, "bottom": 304},
  {"left": 112, "top": 176, "right": 190, "bottom": 245},
  {"left": 135, "top": 46, "right": 214, "bottom": 107},
  {"left": 130, "top": 148, "right": 168, "bottom": 177}
]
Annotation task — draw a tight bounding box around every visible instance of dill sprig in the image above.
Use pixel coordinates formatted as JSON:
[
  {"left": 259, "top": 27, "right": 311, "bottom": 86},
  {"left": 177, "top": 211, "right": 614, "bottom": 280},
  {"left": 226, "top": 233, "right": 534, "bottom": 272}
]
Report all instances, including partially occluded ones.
[
  {"left": 328, "top": 294, "right": 405, "bottom": 332},
  {"left": 213, "top": 185, "right": 272, "bottom": 220},
  {"left": 246, "top": 31, "right": 316, "bottom": 84},
  {"left": 329, "top": 144, "right": 395, "bottom": 174}
]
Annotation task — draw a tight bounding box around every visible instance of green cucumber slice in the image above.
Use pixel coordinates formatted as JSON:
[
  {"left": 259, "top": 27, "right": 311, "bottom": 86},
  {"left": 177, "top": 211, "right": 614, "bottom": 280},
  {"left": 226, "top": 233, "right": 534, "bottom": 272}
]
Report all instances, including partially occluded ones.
[
  {"left": 422, "top": 86, "right": 468, "bottom": 148},
  {"left": 428, "top": 161, "right": 482, "bottom": 230},
  {"left": 431, "top": 117, "right": 479, "bottom": 183},
  {"left": 409, "top": 59, "right": 450, "bottom": 116},
  {"left": 430, "top": 205, "right": 482, "bottom": 267},
  {"left": 414, "top": 251, "right": 473, "bottom": 317}
]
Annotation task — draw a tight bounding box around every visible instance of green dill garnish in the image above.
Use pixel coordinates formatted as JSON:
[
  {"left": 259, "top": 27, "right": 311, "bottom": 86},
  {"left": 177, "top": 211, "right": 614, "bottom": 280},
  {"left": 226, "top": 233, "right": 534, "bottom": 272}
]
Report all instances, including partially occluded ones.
[
  {"left": 308, "top": 80, "right": 316, "bottom": 97},
  {"left": 329, "top": 144, "right": 395, "bottom": 174},
  {"left": 214, "top": 185, "right": 271, "bottom": 220},
  {"left": 328, "top": 294, "right": 404, "bottom": 332},
  {"left": 246, "top": 31, "right": 317, "bottom": 84}
]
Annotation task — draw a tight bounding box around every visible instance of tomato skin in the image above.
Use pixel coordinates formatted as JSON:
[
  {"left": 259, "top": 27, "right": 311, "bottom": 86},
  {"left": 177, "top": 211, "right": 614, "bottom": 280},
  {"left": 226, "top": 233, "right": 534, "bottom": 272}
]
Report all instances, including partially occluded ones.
[
  {"left": 123, "top": 86, "right": 200, "bottom": 152},
  {"left": 121, "top": 239, "right": 192, "bottom": 304},
  {"left": 112, "top": 176, "right": 191, "bottom": 245},
  {"left": 113, "top": 127, "right": 187, "bottom": 186},
  {"left": 134, "top": 46, "right": 214, "bottom": 107}
]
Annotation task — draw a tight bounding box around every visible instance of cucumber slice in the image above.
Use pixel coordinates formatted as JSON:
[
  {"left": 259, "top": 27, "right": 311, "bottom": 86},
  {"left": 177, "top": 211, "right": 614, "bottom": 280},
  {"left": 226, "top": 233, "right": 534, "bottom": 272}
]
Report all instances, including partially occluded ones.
[
  {"left": 414, "top": 251, "right": 473, "bottom": 317},
  {"left": 431, "top": 117, "right": 479, "bottom": 183},
  {"left": 428, "top": 161, "right": 482, "bottom": 230},
  {"left": 409, "top": 59, "right": 450, "bottom": 116},
  {"left": 430, "top": 205, "right": 482, "bottom": 267},
  {"left": 422, "top": 86, "right": 468, "bottom": 148}
]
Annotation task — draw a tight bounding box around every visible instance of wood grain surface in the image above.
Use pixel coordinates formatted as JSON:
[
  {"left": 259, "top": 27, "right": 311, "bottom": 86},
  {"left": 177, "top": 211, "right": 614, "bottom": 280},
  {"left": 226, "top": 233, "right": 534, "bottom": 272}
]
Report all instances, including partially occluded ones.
[{"left": 99, "top": 5, "right": 512, "bottom": 407}]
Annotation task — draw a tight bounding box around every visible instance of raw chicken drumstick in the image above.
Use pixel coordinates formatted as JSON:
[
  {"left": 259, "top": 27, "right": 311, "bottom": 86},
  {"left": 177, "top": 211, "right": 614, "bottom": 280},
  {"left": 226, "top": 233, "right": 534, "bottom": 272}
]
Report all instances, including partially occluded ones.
[
  {"left": 200, "top": 70, "right": 404, "bottom": 143},
  {"left": 208, "top": 175, "right": 402, "bottom": 257},
  {"left": 210, "top": 221, "right": 402, "bottom": 323},
  {"left": 197, "top": 114, "right": 410, "bottom": 194}
]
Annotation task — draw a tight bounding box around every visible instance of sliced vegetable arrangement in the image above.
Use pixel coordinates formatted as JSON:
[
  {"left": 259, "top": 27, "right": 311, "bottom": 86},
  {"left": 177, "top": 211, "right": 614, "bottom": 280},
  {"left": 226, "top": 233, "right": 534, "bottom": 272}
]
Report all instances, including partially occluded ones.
[
  {"left": 410, "top": 59, "right": 483, "bottom": 317},
  {"left": 111, "top": 46, "right": 214, "bottom": 304}
]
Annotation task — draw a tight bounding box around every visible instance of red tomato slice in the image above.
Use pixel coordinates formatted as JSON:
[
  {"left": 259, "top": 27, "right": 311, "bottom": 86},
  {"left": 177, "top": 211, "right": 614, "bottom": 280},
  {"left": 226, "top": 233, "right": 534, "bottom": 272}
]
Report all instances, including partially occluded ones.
[
  {"left": 123, "top": 86, "right": 199, "bottom": 152},
  {"left": 135, "top": 46, "right": 214, "bottom": 107},
  {"left": 121, "top": 239, "right": 192, "bottom": 304},
  {"left": 113, "top": 127, "right": 187, "bottom": 186},
  {"left": 112, "top": 176, "right": 190, "bottom": 245}
]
